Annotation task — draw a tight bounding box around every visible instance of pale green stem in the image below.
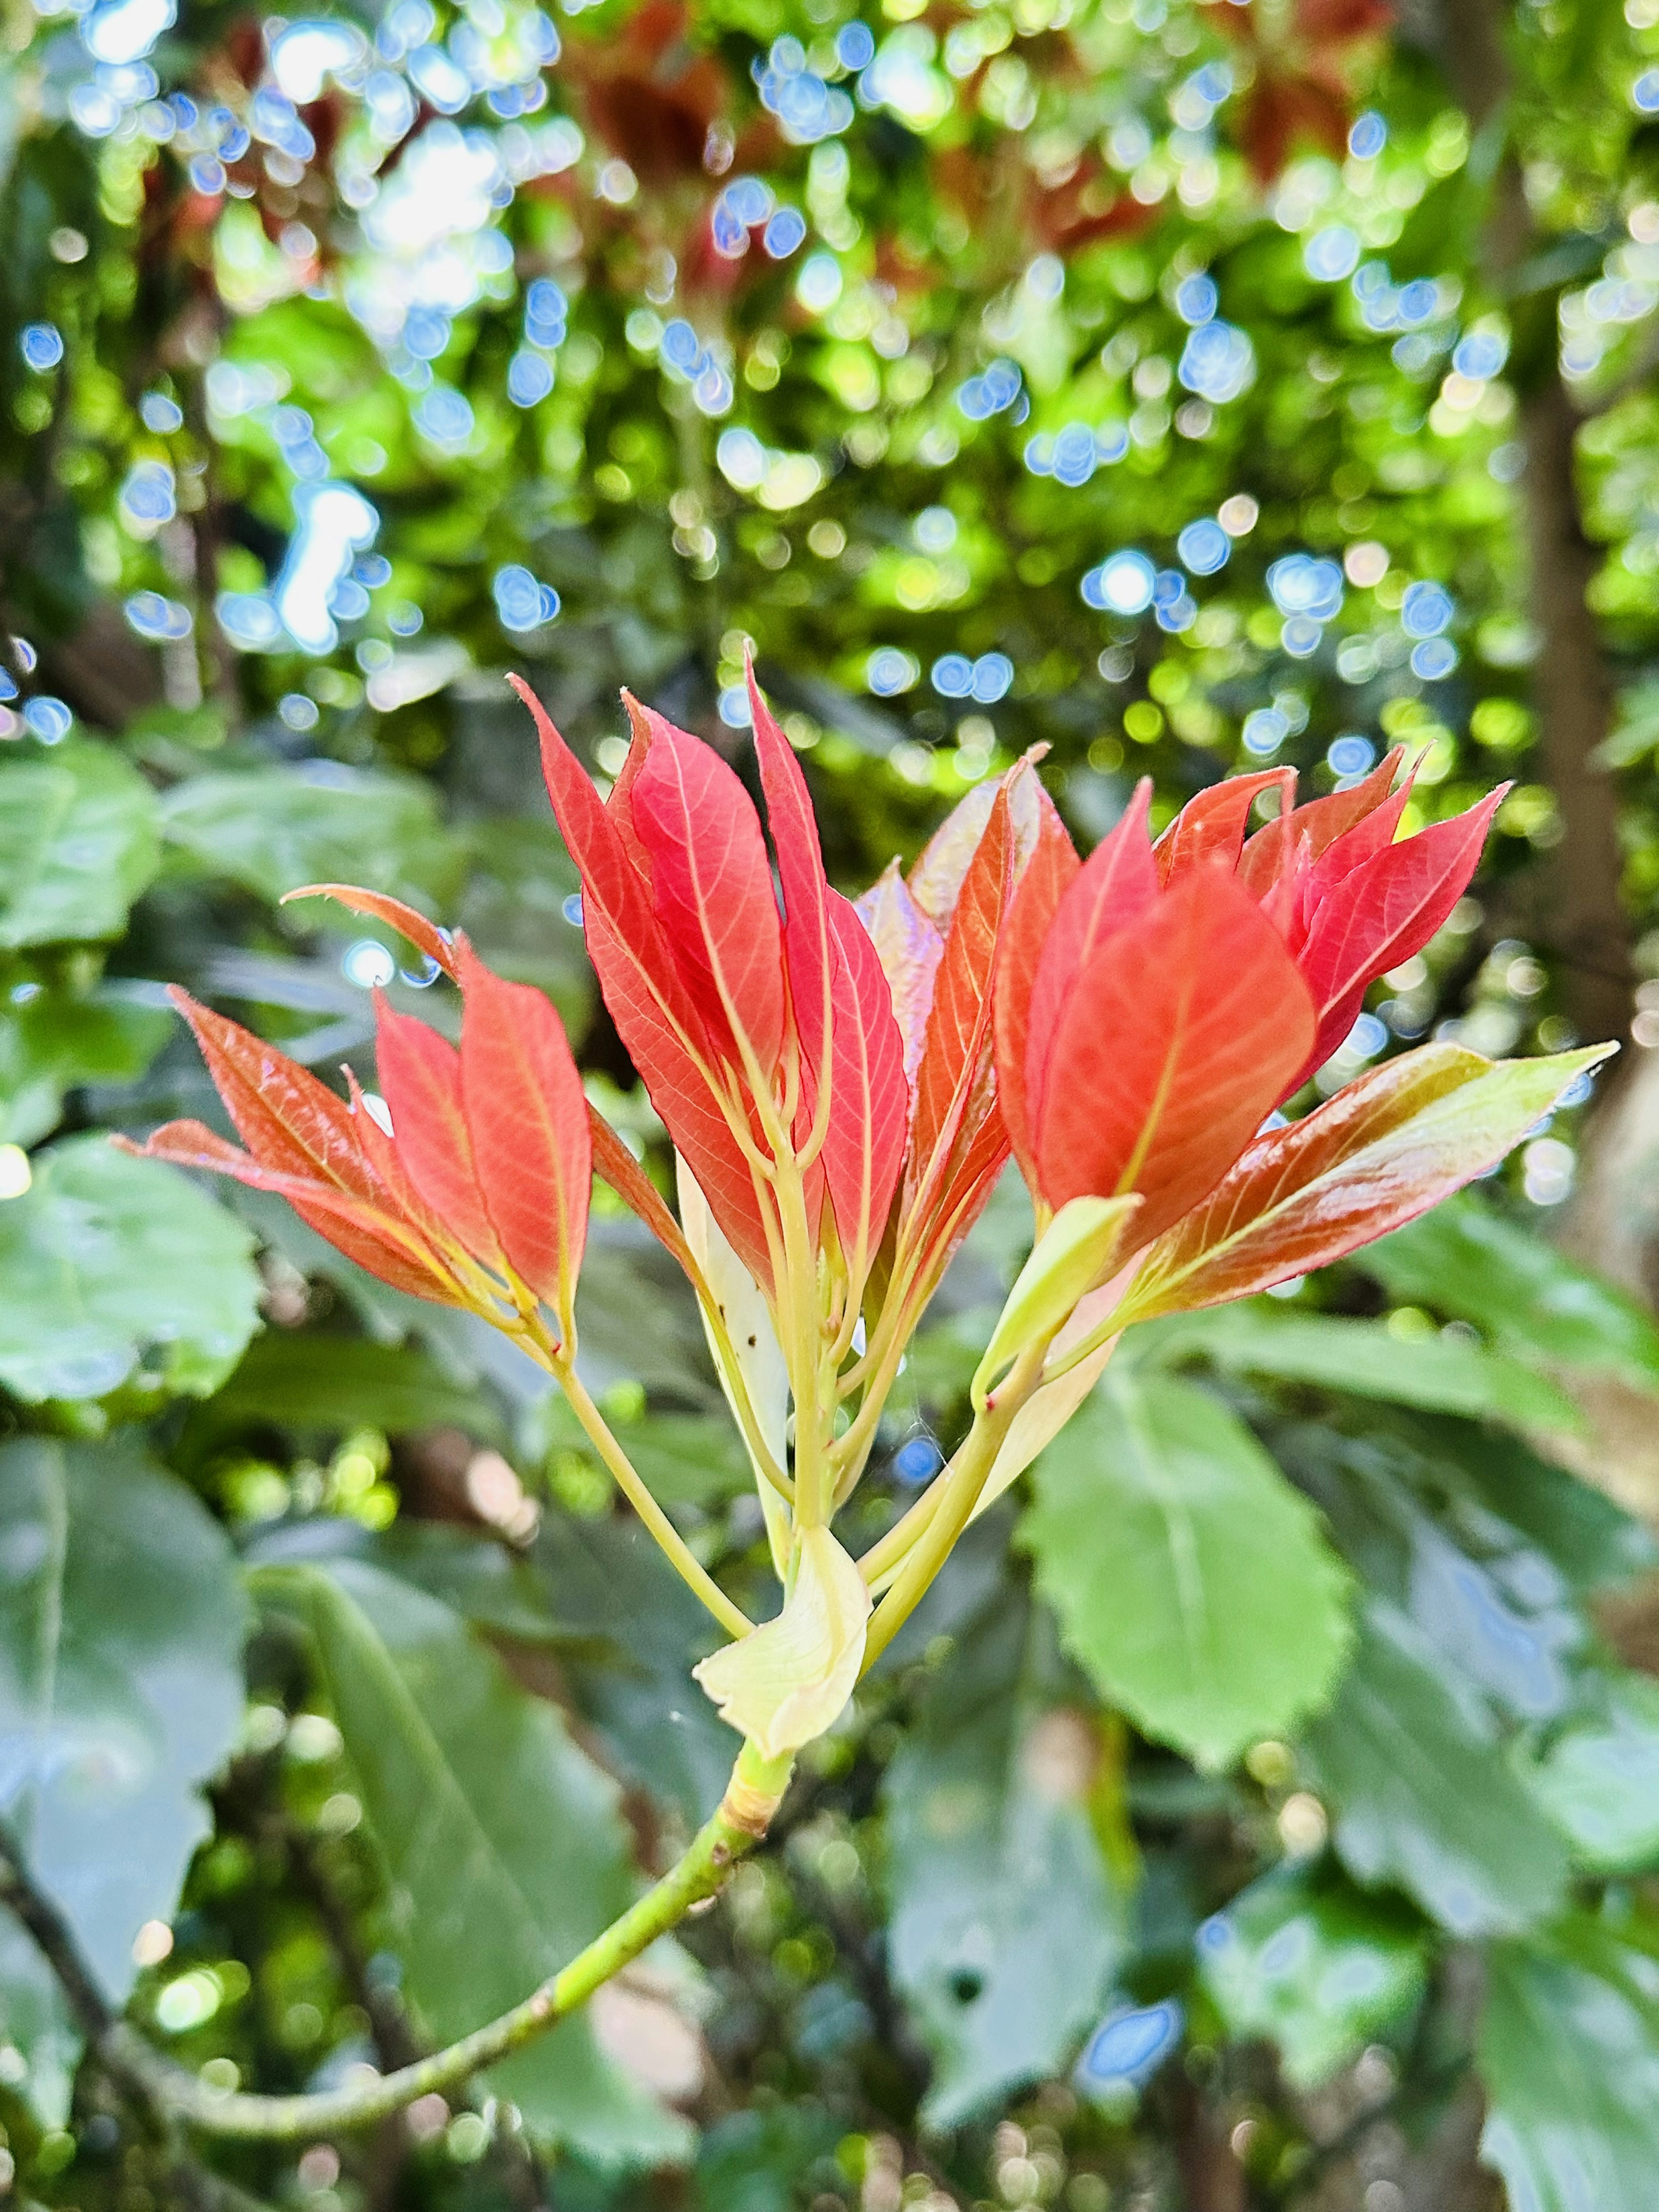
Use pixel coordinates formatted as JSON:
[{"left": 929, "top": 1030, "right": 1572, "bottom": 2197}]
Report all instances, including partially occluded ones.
[
  {"left": 107, "top": 1744, "right": 793, "bottom": 2142},
  {"left": 859, "top": 1338, "right": 1049, "bottom": 1671},
  {"left": 556, "top": 1360, "right": 755, "bottom": 1641}
]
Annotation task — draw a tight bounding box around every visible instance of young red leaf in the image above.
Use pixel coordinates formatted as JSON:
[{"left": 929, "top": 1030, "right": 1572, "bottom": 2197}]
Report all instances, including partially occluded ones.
[
  {"left": 454, "top": 937, "right": 591, "bottom": 1310},
  {"left": 373, "top": 995, "right": 501, "bottom": 1265},
  {"left": 993, "top": 802, "right": 1081, "bottom": 1193},
  {"left": 1023, "top": 780, "right": 1157, "bottom": 1142},
  {"left": 1295, "top": 785, "right": 1507, "bottom": 1073},
  {"left": 1118, "top": 1041, "right": 1615, "bottom": 1323},
  {"left": 749, "top": 663, "right": 834, "bottom": 1090},
  {"left": 124, "top": 1119, "right": 459, "bottom": 1303},
  {"left": 906, "top": 782, "right": 1015, "bottom": 1211},
  {"left": 821, "top": 890, "right": 907, "bottom": 1275},
  {"left": 1236, "top": 748, "right": 1405, "bottom": 896},
  {"left": 629, "top": 711, "right": 788, "bottom": 1079},
  {"left": 170, "top": 988, "right": 380, "bottom": 1199},
  {"left": 1153, "top": 766, "right": 1294, "bottom": 886},
  {"left": 852, "top": 861, "right": 944, "bottom": 1090},
  {"left": 514, "top": 674, "right": 776, "bottom": 1284},
  {"left": 906, "top": 753, "right": 1053, "bottom": 927},
  {"left": 280, "top": 885, "right": 458, "bottom": 979},
  {"left": 1034, "top": 869, "right": 1316, "bottom": 1243}
]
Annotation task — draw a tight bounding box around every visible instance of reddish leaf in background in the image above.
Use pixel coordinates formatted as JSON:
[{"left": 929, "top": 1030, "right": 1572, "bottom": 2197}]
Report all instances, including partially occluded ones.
[
  {"left": 993, "top": 809, "right": 1081, "bottom": 1192},
  {"left": 455, "top": 936, "right": 591, "bottom": 1309},
  {"left": 1033, "top": 871, "right": 1316, "bottom": 1243},
  {"left": 822, "top": 893, "right": 908, "bottom": 1271},
  {"left": 853, "top": 862, "right": 944, "bottom": 1090},
  {"left": 373, "top": 995, "right": 500, "bottom": 1266}
]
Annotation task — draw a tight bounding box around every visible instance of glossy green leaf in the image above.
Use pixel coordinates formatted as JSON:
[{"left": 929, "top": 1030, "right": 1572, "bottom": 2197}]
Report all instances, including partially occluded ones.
[
  {"left": 1141, "top": 1303, "right": 1583, "bottom": 1434},
  {"left": 268, "top": 1557, "right": 688, "bottom": 2168},
  {"left": 0, "top": 1135, "right": 261, "bottom": 1402},
  {"left": 0, "top": 1437, "right": 248, "bottom": 2002},
  {"left": 205, "top": 1328, "right": 504, "bottom": 1442},
  {"left": 0, "top": 984, "right": 170, "bottom": 1147},
  {"left": 1301, "top": 1600, "right": 1570, "bottom": 1936},
  {"left": 1361, "top": 1192, "right": 1659, "bottom": 1394},
  {"left": 1481, "top": 1918, "right": 1659, "bottom": 2212},
  {"left": 1196, "top": 1866, "right": 1428, "bottom": 2088},
  {"left": 159, "top": 765, "right": 461, "bottom": 906},
  {"left": 883, "top": 1590, "right": 1125, "bottom": 2125},
  {"left": 1022, "top": 1371, "right": 1354, "bottom": 1770},
  {"left": 0, "top": 746, "right": 161, "bottom": 949},
  {"left": 1521, "top": 1674, "right": 1659, "bottom": 1872}
]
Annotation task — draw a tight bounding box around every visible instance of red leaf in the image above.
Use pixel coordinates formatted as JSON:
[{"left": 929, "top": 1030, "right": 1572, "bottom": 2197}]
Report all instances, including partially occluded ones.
[
  {"left": 170, "top": 988, "right": 379, "bottom": 1200},
  {"left": 515, "top": 675, "right": 776, "bottom": 1286},
  {"left": 993, "top": 802, "right": 1080, "bottom": 1192},
  {"left": 1119, "top": 1041, "right": 1608, "bottom": 1323},
  {"left": 906, "top": 784, "right": 1015, "bottom": 1210},
  {"left": 822, "top": 891, "right": 907, "bottom": 1275},
  {"left": 1034, "top": 869, "right": 1317, "bottom": 1242},
  {"left": 373, "top": 995, "right": 501, "bottom": 1264},
  {"left": 629, "top": 709, "right": 788, "bottom": 1079},
  {"left": 455, "top": 936, "right": 591, "bottom": 1309},
  {"left": 280, "top": 885, "right": 457, "bottom": 978},
  {"left": 1023, "top": 781, "right": 1157, "bottom": 1143},
  {"left": 907, "top": 753, "right": 1057, "bottom": 927},
  {"left": 1154, "top": 767, "right": 1295, "bottom": 887},
  {"left": 126, "top": 1120, "right": 458, "bottom": 1303},
  {"left": 852, "top": 861, "right": 944, "bottom": 1090},
  {"left": 749, "top": 663, "right": 833, "bottom": 1090},
  {"left": 1238, "top": 747, "right": 1405, "bottom": 896},
  {"left": 1296, "top": 785, "right": 1506, "bottom": 1073}
]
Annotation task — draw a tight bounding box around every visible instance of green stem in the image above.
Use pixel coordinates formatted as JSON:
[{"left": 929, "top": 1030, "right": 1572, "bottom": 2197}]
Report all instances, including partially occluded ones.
[
  {"left": 111, "top": 1744, "right": 792, "bottom": 2142},
  {"left": 556, "top": 1361, "right": 755, "bottom": 1641}
]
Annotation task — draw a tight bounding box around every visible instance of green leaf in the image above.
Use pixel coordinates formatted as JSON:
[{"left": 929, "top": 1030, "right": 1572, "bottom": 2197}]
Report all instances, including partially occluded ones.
[
  {"left": 0, "top": 1905, "right": 81, "bottom": 2129},
  {"left": 1521, "top": 1674, "right": 1659, "bottom": 1872},
  {"left": 0, "top": 983, "right": 170, "bottom": 1148},
  {"left": 0, "top": 1135, "right": 261, "bottom": 1402},
  {"left": 1022, "top": 1371, "right": 1354, "bottom": 1770},
  {"left": 610, "top": 1414, "right": 755, "bottom": 1508},
  {"left": 0, "top": 1437, "right": 248, "bottom": 2001},
  {"left": 523, "top": 1510, "right": 734, "bottom": 1827},
  {"left": 159, "top": 765, "right": 461, "bottom": 906},
  {"left": 269, "top": 1557, "right": 689, "bottom": 2168},
  {"left": 1361, "top": 1194, "right": 1659, "bottom": 1396},
  {"left": 1301, "top": 1601, "right": 1570, "bottom": 1936},
  {"left": 1195, "top": 1866, "right": 1428, "bottom": 2089},
  {"left": 1140, "top": 1304, "right": 1583, "bottom": 1435},
  {"left": 883, "top": 1590, "right": 1125, "bottom": 2126},
  {"left": 0, "top": 745, "right": 161, "bottom": 949},
  {"left": 205, "top": 1328, "right": 504, "bottom": 1443},
  {"left": 1481, "top": 1918, "right": 1659, "bottom": 2212}
]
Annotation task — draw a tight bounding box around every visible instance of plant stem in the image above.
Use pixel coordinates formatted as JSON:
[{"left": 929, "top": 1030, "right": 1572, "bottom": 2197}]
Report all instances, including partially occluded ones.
[
  {"left": 555, "top": 1358, "right": 755, "bottom": 1640},
  {"left": 102, "top": 1743, "right": 793, "bottom": 2142}
]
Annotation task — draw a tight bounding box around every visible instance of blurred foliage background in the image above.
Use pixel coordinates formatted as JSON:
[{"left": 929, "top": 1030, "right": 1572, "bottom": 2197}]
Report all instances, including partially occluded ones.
[{"left": 13, "top": 0, "right": 1659, "bottom": 2204}]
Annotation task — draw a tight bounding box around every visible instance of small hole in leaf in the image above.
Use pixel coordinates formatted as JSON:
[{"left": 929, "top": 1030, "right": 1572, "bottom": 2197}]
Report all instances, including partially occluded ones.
[{"left": 949, "top": 1970, "right": 984, "bottom": 2005}]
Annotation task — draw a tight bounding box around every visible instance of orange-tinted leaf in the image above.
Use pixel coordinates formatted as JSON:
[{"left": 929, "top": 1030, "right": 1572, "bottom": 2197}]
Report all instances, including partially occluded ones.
[
  {"left": 1237, "top": 748, "right": 1404, "bottom": 895},
  {"left": 629, "top": 710, "right": 788, "bottom": 1077},
  {"left": 171, "top": 988, "right": 379, "bottom": 1200},
  {"left": 1154, "top": 767, "right": 1294, "bottom": 886},
  {"left": 750, "top": 664, "right": 833, "bottom": 1089},
  {"left": 1035, "top": 870, "right": 1316, "bottom": 1241},
  {"left": 1024, "top": 781, "right": 1157, "bottom": 1141},
  {"left": 906, "top": 752, "right": 1052, "bottom": 926},
  {"left": 280, "top": 885, "right": 458, "bottom": 978},
  {"left": 1297, "top": 786, "right": 1506, "bottom": 1071},
  {"left": 906, "top": 783, "right": 1014, "bottom": 1209},
  {"left": 1119, "top": 1042, "right": 1614, "bottom": 1323},
  {"left": 993, "top": 800, "right": 1080, "bottom": 1192},
  {"left": 516, "top": 675, "right": 775, "bottom": 1285},
  {"left": 822, "top": 890, "right": 907, "bottom": 1276},
  {"left": 852, "top": 861, "right": 944, "bottom": 1090},
  {"left": 373, "top": 995, "right": 501, "bottom": 1264},
  {"left": 455, "top": 937, "right": 591, "bottom": 1309},
  {"left": 127, "top": 1120, "right": 459, "bottom": 1303}
]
